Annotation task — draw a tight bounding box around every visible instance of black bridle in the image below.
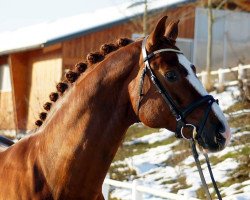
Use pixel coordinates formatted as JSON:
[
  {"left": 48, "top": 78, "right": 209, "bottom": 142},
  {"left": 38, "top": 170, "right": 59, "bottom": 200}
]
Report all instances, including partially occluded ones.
[
  {"left": 137, "top": 36, "right": 217, "bottom": 144},
  {"left": 137, "top": 36, "right": 222, "bottom": 200}
]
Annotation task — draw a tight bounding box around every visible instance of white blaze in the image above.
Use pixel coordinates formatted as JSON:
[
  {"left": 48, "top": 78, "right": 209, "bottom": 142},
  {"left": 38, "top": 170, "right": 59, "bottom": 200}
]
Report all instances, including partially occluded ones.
[{"left": 177, "top": 54, "right": 231, "bottom": 145}]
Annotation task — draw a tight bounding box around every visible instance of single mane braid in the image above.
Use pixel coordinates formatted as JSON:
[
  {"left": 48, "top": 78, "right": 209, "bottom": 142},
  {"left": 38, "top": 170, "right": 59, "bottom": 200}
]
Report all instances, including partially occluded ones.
[
  {"left": 43, "top": 102, "right": 52, "bottom": 111},
  {"left": 87, "top": 52, "right": 104, "bottom": 64},
  {"left": 39, "top": 112, "right": 47, "bottom": 121},
  {"left": 100, "top": 43, "right": 117, "bottom": 55},
  {"left": 56, "top": 82, "right": 68, "bottom": 94},
  {"left": 75, "top": 62, "right": 87, "bottom": 74},
  {"left": 35, "top": 120, "right": 43, "bottom": 127},
  {"left": 116, "top": 38, "right": 133, "bottom": 47},
  {"left": 66, "top": 71, "right": 78, "bottom": 83},
  {"left": 35, "top": 37, "right": 134, "bottom": 127},
  {"left": 49, "top": 92, "right": 59, "bottom": 102}
]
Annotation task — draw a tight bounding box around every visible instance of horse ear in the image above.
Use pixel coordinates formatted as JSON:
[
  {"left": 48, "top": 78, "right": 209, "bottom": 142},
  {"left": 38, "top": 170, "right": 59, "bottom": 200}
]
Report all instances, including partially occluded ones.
[
  {"left": 148, "top": 16, "right": 168, "bottom": 46},
  {"left": 164, "top": 20, "right": 179, "bottom": 42}
]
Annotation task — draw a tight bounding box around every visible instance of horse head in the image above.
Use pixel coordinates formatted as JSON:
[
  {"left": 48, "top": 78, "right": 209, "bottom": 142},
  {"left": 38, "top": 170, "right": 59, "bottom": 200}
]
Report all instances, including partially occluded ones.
[{"left": 132, "top": 16, "right": 231, "bottom": 152}]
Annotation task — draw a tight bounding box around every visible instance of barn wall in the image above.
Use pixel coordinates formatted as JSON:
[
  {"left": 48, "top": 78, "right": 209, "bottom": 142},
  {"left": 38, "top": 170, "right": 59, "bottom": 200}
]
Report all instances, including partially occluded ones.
[
  {"left": 9, "top": 48, "right": 62, "bottom": 131},
  {"left": 62, "top": 4, "right": 195, "bottom": 68},
  {"left": 0, "top": 92, "right": 15, "bottom": 130},
  {"left": 9, "top": 53, "right": 31, "bottom": 131},
  {"left": 0, "top": 56, "right": 15, "bottom": 130},
  {"left": 26, "top": 49, "right": 62, "bottom": 130},
  {"left": 62, "top": 23, "right": 134, "bottom": 69}
]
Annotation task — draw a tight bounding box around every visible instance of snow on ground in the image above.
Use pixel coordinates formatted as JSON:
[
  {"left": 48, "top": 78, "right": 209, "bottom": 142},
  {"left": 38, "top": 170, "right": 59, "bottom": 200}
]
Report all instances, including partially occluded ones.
[
  {"left": 115, "top": 139, "right": 180, "bottom": 176},
  {"left": 223, "top": 180, "right": 250, "bottom": 200},
  {"left": 111, "top": 143, "right": 243, "bottom": 199},
  {"left": 210, "top": 86, "right": 240, "bottom": 111},
  {"left": 111, "top": 138, "right": 249, "bottom": 199},
  {"left": 124, "top": 129, "right": 174, "bottom": 145},
  {"left": 233, "top": 131, "right": 250, "bottom": 138},
  {"left": 109, "top": 87, "right": 250, "bottom": 200}
]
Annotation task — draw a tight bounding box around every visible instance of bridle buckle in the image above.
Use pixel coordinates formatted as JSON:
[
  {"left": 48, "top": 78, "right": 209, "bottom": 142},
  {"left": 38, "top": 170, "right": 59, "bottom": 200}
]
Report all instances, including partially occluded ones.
[{"left": 176, "top": 115, "right": 182, "bottom": 121}]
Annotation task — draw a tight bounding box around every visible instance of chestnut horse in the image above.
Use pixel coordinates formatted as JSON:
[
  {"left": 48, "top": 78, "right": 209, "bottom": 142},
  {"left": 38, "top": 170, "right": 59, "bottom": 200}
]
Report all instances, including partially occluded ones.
[{"left": 0, "top": 16, "right": 230, "bottom": 199}]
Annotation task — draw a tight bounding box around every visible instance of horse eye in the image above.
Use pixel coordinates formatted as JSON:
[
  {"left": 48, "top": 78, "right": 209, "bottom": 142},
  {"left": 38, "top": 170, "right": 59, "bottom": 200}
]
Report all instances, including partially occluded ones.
[{"left": 165, "top": 71, "right": 177, "bottom": 82}]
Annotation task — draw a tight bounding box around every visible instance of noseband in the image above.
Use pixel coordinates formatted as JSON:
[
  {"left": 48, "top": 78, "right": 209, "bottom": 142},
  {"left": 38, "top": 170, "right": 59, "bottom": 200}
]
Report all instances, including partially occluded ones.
[{"left": 137, "top": 36, "right": 218, "bottom": 145}]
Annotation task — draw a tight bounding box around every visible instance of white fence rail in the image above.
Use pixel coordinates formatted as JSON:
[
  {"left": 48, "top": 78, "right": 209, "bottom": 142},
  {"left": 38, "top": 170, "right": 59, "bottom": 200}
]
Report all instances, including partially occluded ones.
[
  {"left": 197, "top": 64, "right": 250, "bottom": 89},
  {"left": 102, "top": 178, "right": 199, "bottom": 200}
]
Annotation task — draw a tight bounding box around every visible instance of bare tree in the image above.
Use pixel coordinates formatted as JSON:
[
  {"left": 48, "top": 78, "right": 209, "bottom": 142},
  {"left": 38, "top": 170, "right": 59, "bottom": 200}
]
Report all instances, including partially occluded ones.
[
  {"left": 127, "top": 0, "right": 149, "bottom": 36},
  {"left": 143, "top": 0, "right": 148, "bottom": 36},
  {"left": 205, "top": 0, "right": 213, "bottom": 91}
]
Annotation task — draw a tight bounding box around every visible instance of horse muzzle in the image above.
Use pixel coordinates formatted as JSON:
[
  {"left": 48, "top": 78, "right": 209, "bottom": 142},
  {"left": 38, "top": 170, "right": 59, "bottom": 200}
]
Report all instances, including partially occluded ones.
[{"left": 196, "top": 122, "right": 231, "bottom": 152}]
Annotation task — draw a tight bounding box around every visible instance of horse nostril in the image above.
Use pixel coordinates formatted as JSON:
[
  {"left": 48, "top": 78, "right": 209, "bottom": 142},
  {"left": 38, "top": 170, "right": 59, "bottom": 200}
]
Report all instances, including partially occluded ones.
[{"left": 217, "top": 122, "right": 225, "bottom": 134}]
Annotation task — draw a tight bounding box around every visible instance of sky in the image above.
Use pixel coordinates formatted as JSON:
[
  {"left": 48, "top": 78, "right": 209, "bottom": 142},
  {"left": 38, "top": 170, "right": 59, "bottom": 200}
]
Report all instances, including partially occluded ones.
[{"left": 0, "top": 0, "right": 125, "bottom": 32}]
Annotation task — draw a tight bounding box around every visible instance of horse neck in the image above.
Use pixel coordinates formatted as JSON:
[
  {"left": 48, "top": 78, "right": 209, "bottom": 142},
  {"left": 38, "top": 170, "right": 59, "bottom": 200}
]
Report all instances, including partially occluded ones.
[{"left": 37, "top": 41, "right": 141, "bottom": 197}]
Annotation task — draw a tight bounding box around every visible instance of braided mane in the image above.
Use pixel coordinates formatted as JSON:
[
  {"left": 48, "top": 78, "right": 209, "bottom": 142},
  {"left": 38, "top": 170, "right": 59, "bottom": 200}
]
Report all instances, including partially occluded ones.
[{"left": 35, "top": 38, "right": 133, "bottom": 127}]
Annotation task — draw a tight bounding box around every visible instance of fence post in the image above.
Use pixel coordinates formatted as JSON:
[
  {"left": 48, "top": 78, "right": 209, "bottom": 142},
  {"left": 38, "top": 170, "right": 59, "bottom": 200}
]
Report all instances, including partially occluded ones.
[
  {"left": 132, "top": 180, "right": 143, "bottom": 200},
  {"left": 217, "top": 68, "right": 225, "bottom": 91},
  {"left": 238, "top": 64, "right": 245, "bottom": 80}
]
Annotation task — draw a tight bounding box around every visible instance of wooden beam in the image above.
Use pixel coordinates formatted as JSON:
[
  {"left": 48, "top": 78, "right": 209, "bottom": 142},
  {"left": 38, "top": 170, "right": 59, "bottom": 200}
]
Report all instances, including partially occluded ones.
[
  {"left": 43, "top": 43, "right": 62, "bottom": 54},
  {"left": 8, "top": 55, "right": 18, "bottom": 133},
  {"left": 9, "top": 53, "right": 31, "bottom": 132}
]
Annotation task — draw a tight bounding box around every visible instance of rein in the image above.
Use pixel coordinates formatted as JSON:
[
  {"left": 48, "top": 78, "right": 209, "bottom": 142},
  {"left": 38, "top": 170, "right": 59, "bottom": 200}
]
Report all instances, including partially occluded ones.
[{"left": 138, "top": 36, "right": 222, "bottom": 200}]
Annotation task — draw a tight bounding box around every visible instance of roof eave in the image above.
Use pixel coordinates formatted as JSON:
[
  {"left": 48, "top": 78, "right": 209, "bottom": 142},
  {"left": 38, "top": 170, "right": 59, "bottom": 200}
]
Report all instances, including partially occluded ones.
[
  {"left": 0, "top": 0, "right": 196, "bottom": 56},
  {"left": 45, "top": 0, "right": 196, "bottom": 46},
  {"left": 0, "top": 44, "right": 42, "bottom": 56}
]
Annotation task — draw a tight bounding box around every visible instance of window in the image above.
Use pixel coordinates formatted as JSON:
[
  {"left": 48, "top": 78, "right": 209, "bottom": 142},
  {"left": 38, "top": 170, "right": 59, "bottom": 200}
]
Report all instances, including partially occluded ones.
[{"left": 0, "top": 64, "right": 12, "bottom": 92}]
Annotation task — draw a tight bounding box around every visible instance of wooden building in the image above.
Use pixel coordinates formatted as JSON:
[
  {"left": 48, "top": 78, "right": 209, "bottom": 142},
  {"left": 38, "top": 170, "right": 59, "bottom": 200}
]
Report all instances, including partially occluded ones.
[{"left": 0, "top": 0, "right": 197, "bottom": 133}]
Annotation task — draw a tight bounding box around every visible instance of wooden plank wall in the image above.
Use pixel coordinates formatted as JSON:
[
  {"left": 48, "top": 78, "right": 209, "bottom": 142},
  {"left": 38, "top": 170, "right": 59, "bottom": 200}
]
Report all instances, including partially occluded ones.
[
  {"left": 9, "top": 48, "right": 62, "bottom": 131},
  {"left": 9, "top": 52, "right": 32, "bottom": 131},
  {"left": 0, "top": 56, "right": 15, "bottom": 130},
  {"left": 0, "top": 92, "right": 15, "bottom": 130},
  {"left": 26, "top": 49, "right": 62, "bottom": 130},
  {"left": 62, "top": 4, "right": 195, "bottom": 69}
]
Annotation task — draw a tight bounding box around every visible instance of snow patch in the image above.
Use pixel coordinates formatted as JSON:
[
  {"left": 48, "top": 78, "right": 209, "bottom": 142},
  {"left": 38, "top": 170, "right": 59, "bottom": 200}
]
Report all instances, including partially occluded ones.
[{"left": 124, "top": 129, "right": 174, "bottom": 145}]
